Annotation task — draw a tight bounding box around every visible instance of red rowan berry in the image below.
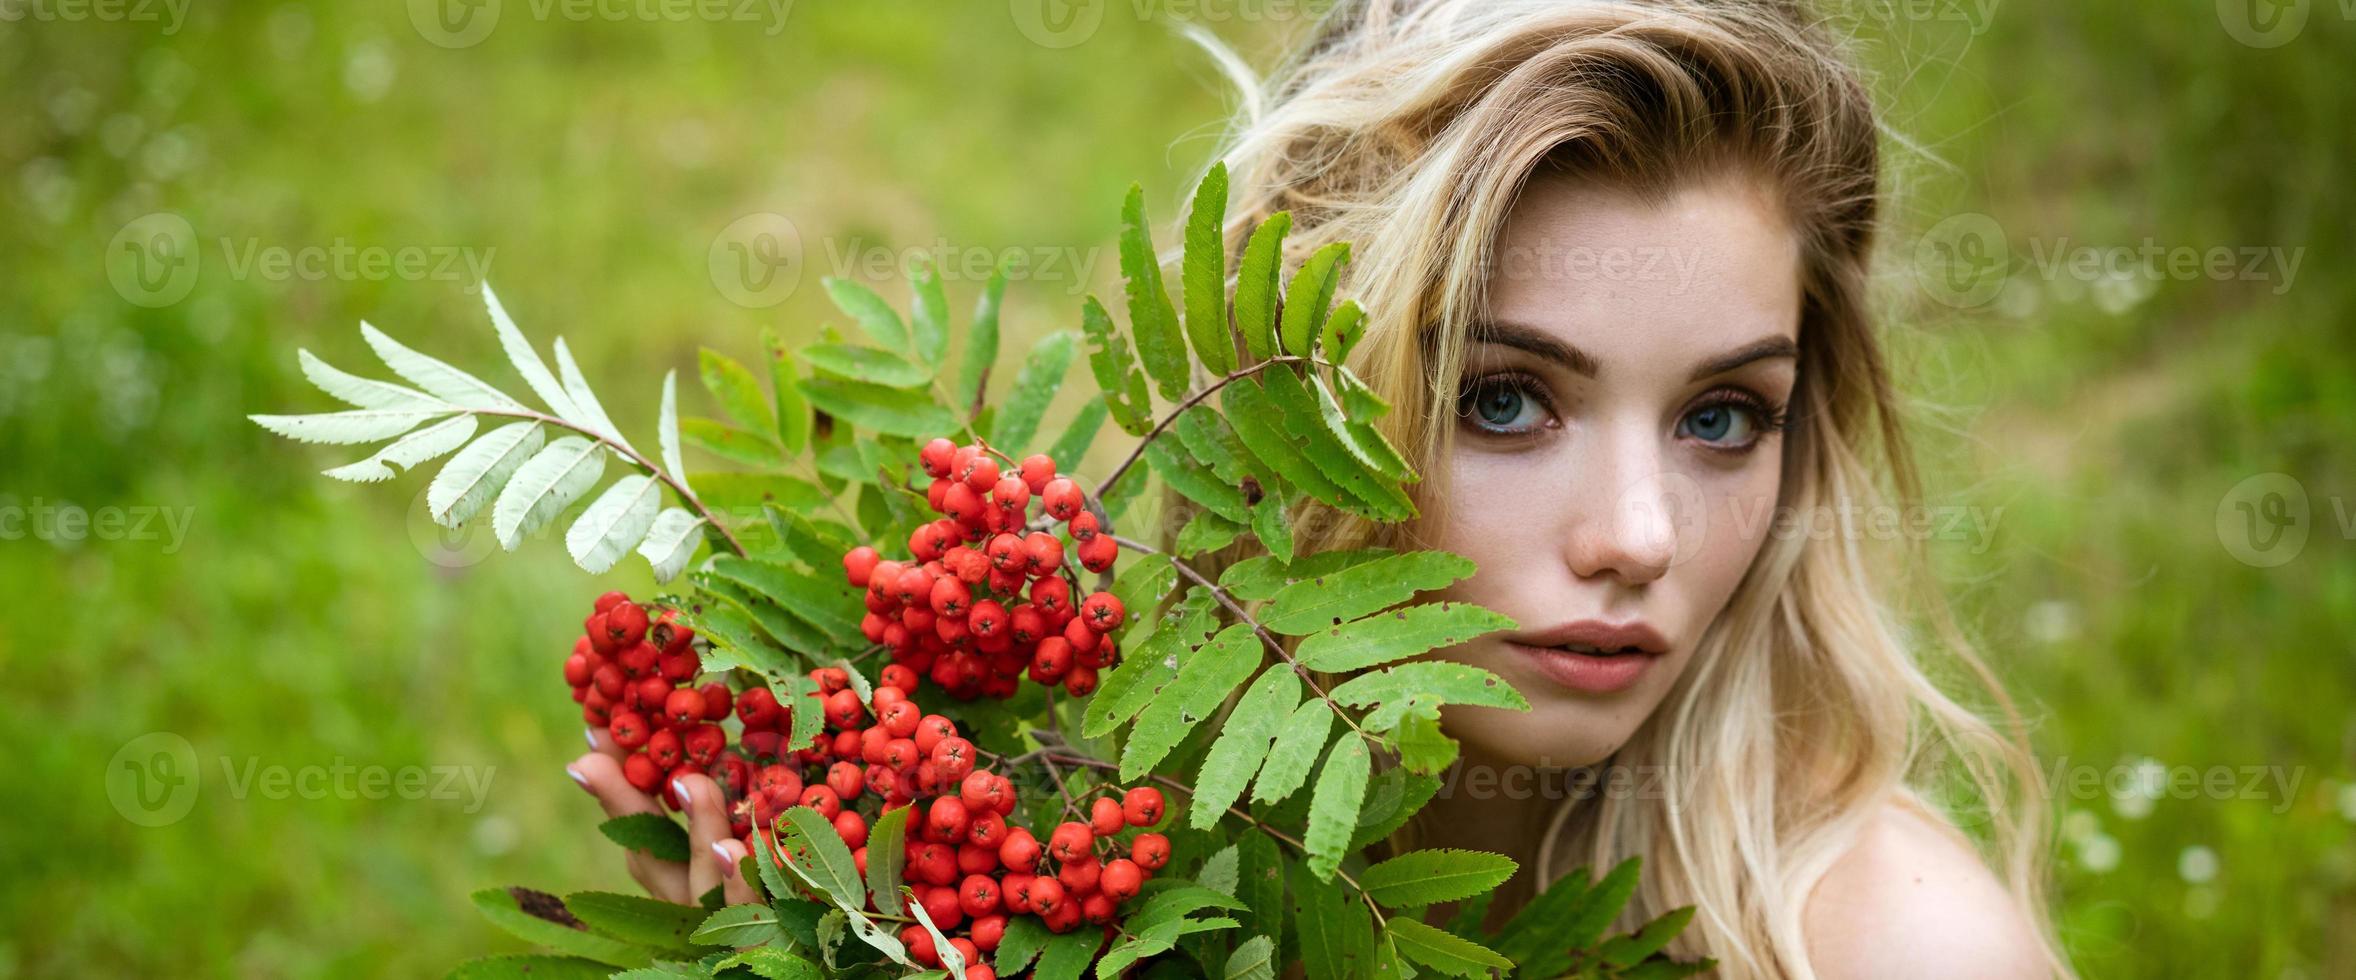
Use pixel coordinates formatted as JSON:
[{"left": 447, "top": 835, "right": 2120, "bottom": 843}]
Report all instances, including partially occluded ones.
[
  {"left": 948, "top": 939, "right": 981, "bottom": 972},
  {"left": 824, "top": 689, "right": 865, "bottom": 729},
  {"left": 632, "top": 676, "right": 674, "bottom": 713},
  {"left": 928, "top": 796, "right": 971, "bottom": 841},
  {"left": 961, "top": 453, "right": 999, "bottom": 492},
  {"left": 991, "top": 475, "right": 1029, "bottom": 512},
  {"left": 604, "top": 601, "right": 650, "bottom": 648},
  {"left": 911, "top": 842, "right": 958, "bottom": 886},
  {"left": 827, "top": 761, "right": 864, "bottom": 801},
  {"left": 594, "top": 590, "right": 631, "bottom": 614},
  {"left": 798, "top": 784, "right": 842, "bottom": 821},
  {"left": 607, "top": 711, "right": 650, "bottom": 749},
  {"left": 902, "top": 925, "right": 939, "bottom": 968},
  {"left": 834, "top": 810, "right": 869, "bottom": 849},
  {"left": 968, "top": 600, "right": 1007, "bottom": 639},
  {"left": 1079, "top": 592, "right": 1125, "bottom": 631},
  {"left": 957, "top": 841, "right": 999, "bottom": 876},
  {"left": 656, "top": 647, "right": 699, "bottom": 682},
  {"left": 1078, "top": 533, "right": 1119, "bottom": 573},
  {"left": 1089, "top": 797, "right": 1125, "bottom": 837},
  {"left": 1022, "top": 531, "right": 1064, "bottom": 576},
  {"left": 1018, "top": 454, "right": 1057, "bottom": 493},
  {"left": 660, "top": 688, "right": 703, "bottom": 728},
  {"left": 1023, "top": 877, "right": 1066, "bottom": 917},
  {"left": 914, "top": 715, "right": 957, "bottom": 756},
  {"left": 1059, "top": 854, "right": 1102, "bottom": 894},
  {"left": 941, "top": 481, "right": 983, "bottom": 525},
  {"left": 563, "top": 651, "right": 593, "bottom": 688},
  {"left": 920, "top": 437, "right": 957, "bottom": 478},
  {"left": 966, "top": 810, "right": 1007, "bottom": 848},
  {"left": 1101, "top": 857, "right": 1144, "bottom": 900},
  {"left": 1063, "top": 666, "right": 1099, "bottom": 697},
  {"left": 1048, "top": 822, "right": 1094, "bottom": 863},
  {"left": 685, "top": 724, "right": 727, "bottom": 767},
  {"left": 646, "top": 729, "right": 683, "bottom": 769},
  {"left": 1042, "top": 478, "right": 1083, "bottom": 521},
  {"left": 1130, "top": 833, "right": 1170, "bottom": 870},
  {"left": 998, "top": 828, "right": 1041, "bottom": 872},
  {"left": 921, "top": 885, "right": 965, "bottom": 930},
  {"left": 932, "top": 737, "right": 976, "bottom": 783},
  {"left": 959, "top": 874, "right": 1001, "bottom": 917},
  {"left": 619, "top": 640, "right": 660, "bottom": 674},
  {"left": 622, "top": 752, "right": 664, "bottom": 793},
  {"left": 699, "top": 682, "right": 732, "bottom": 721},
  {"left": 843, "top": 545, "right": 883, "bottom": 587},
  {"left": 1081, "top": 892, "right": 1118, "bottom": 925},
  {"left": 1068, "top": 509, "right": 1101, "bottom": 541},
  {"left": 1123, "top": 786, "right": 1165, "bottom": 828},
  {"left": 969, "top": 914, "right": 1008, "bottom": 952}
]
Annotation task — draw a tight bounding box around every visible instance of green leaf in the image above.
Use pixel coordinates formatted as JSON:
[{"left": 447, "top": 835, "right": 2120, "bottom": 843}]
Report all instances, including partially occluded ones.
[
  {"left": 800, "top": 344, "right": 931, "bottom": 388},
  {"left": 1188, "top": 666, "right": 1301, "bottom": 828},
  {"left": 715, "top": 946, "right": 823, "bottom": 979},
  {"left": 1219, "top": 547, "right": 1396, "bottom": 601},
  {"left": 1145, "top": 434, "right": 1251, "bottom": 523},
  {"left": 1602, "top": 905, "right": 1697, "bottom": 967},
  {"left": 699, "top": 348, "right": 777, "bottom": 440},
  {"left": 955, "top": 264, "right": 1007, "bottom": 413},
  {"left": 468, "top": 888, "right": 651, "bottom": 967},
  {"left": 1252, "top": 700, "right": 1335, "bottom": 804},
  {"left": 1223, "top": 935, "right": 1275, "bottom": 980},
  {"left": 1291, "top": 860, "right": 1372, "bottom": 980},
  {"left": 1392, "top": 711, "right": 1459, "bottom": 776},
  {"left": 989, "top": 330, "right": 1077, "bottom": 452},
  {"left": 681, "top": 417, "right": 785, "bottom": 467},
  {"left": 1120, "top": 624, "right": 1262, "bottom": 781},
  {"left": 690, "top": 903, "right": 788, "bottom": 948},
  {"left": 1278, "top": 241, "right": 1350, "bottom": 357},
  {"left": 448, "top": 954, "right": 619, "bottom": 980},
  {"left": 1031, "top": 927, "right": 1106, "bottom": 980},
  {"left": 774, "top": 807, "right": 864, "bottom": 910},
  {"left": 1258, "top": 551, "right": 1475, "bottom": 635},
  {"left": 564, "top": 891, "right": 704, "bottom": 951},
  {"left": 1320, "top": 298, "right": 1366, "bottom": 364},
  {"left": 759, "top": 327, "right": 812, "bottom": 457},
  {"left": 796, "top": 376, "right": 957, "bottom": 440},
  {"left": 748, "top": 825, "right": 804, "bottom": 909},
  {"left": 909, "top": 260, "right": 950, "bottom": 367},
  {"left": 1120, "top": 182, "right": 1190, "bottom": 399},
  {"left": 1360, "top": 850, "right": 1518, "bottom": 908},
  {"left": 1294, "top": 602, "right": 1518, "bottom": 672},
  {"left": 1328, "top": 662, "right": 1528, "bottom": 730},
  {"left": 1081, "top": 294, "right": 1155, "bottom": 435},
  {"left": 1236, "top": 830, "right": 1287, "bottom": 948},
  {"left": 1173, "top": 404, "right": 1253, "bottom": 485},
  {"left": 1250, "top": 493, "right": 1294, "bottom": 565},
  {"left": 1219, "top": 377, "right": 1358, "bottom": 516},
  {"left": 1384, "top": 918, "right": 1512, "bottom": 977},
  {"left": 1260, "top": 365, "right": 1413, "bottom": 519},
  {"left": 1233, "top": 212, "right": 1290, "bottom": 361},
  {"left": 600, "top": 813, "right": 690, "bottom": 863},
  {"left": 1350, "top": 769, "right": 1442, "bottom": 850},
  {"left": 992, "top": 914, "right": 1052, "bottom": 975},
  {"left": 1183, "top": 162, "right": 1236, "bottom": 376},
  {"left": 863, "top": 806, "right": 913, "bottom": 916},
  {"left": 1303, "top": 736, "right": 1371, "bottom": 881},
  {"left": 908, "top": 889, "right": 968, "bottom": 976},
  {"left": 1443, "top": 890, "right": 1495, "bottom": 939},
  {"left": 490, "top": 436, "right": 606, "bottom": 550},
  {"left": 689, "top": 472, "right": 830, "bottom": 514},
  {"left": 1046, "top": 399, "right": 1108, "bottom": 475},
  {"left": 319, "top": 414, "right": 476, "bottom": 483},
  {"left": 822, "top": 277, "right": 909, "bottom": 353}
]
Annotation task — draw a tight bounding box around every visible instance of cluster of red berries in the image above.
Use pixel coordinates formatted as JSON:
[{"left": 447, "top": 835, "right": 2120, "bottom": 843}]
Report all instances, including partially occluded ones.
[
  {"left": 566, "top": 590, "right": 1176, "bottom": 979},
  {"left": 843, "top": 438, "right": 1127, "bottom": 701}
]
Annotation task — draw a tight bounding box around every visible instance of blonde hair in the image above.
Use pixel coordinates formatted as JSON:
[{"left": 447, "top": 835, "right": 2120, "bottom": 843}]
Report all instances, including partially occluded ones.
[{"left": 1156, "top": 1, "right": 2068, "bottom": 976}]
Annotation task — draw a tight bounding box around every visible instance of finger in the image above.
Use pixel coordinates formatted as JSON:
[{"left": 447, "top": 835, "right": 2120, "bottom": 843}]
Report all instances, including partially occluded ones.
[
  {"left": 711, "top": 837, "right": 759, "bottom": 905},
  {"left": 569, "top": 753, "right": 690, "bottom": 903},
  {"left": 586, "top": 723, "right": 628, "bottom": 762},
  {"left": 677, "top": 774, "right": 734, "bottom": 903}
]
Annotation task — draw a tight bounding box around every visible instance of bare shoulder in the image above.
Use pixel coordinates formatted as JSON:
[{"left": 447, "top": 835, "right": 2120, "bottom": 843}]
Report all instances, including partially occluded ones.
[{"left": 1801, "top": 800, "right": 2052, "bottom": 980}]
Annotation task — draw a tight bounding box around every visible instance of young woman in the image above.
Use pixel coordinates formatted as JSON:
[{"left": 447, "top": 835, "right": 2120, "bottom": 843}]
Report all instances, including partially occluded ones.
[{"left": 572, "top": 1, "right": 2070, "bottom": 975}]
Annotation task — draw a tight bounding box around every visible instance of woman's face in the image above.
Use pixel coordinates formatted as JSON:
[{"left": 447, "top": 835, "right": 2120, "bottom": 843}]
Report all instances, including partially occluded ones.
[{"left": 1426, "top": 171, "right": 1801, "bottom": 770}]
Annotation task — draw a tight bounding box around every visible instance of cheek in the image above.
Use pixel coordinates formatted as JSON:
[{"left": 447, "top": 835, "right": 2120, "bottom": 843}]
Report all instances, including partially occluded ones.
[{"left": 1685, "top": 462, "right": 1783, "bottom": 612}]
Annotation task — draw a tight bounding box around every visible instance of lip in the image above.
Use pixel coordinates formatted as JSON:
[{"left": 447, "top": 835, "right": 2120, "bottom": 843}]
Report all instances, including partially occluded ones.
[{"left": 1506, "top": 620, "right": 1670, "bottom": 694}]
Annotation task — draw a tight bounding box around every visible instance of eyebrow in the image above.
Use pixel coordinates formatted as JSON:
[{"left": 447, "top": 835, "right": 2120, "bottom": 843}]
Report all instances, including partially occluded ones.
[{"left": 1469, "top": 320, "right": 1798, "bottom": 382}]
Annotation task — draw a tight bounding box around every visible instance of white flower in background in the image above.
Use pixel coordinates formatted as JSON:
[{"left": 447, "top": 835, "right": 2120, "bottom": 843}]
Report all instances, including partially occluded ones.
[
  {"left": 2335, "top": 781, "right": 2356, "bottom": 823},
  {"left": 2178, "top": 845, "right": 2219, "bottom": 884},
  {"left": 2076, "top": 832, "right": 2121, "bottom": 874},
  {"left": 2112, "top": 757, "right": 2166, "bottom": 820},
  {"left": 2025, "top": 599, "right": 2079, "bottom": 645},
  {"left": 2061, "top": 808, "right": 2099, "bottom": 843}
]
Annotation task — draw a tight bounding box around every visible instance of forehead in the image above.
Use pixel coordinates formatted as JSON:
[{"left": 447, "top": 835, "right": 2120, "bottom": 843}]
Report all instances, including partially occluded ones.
[{"left": 1480, "top": 172, "right": 1803, "bottom": 365}]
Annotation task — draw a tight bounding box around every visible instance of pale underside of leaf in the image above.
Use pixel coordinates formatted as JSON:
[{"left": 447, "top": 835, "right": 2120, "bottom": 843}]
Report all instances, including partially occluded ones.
[
  {"left": 360, "top": 320, "right": 523, "bottom": 411},
  {"left": 322, "top": 414, "right": 479, "bottom": 482},
  {"left": 429, "top": 421, "right": 544, "bottom": 527},
  {"left": 482, "top": 282, "right": 583, "bottom": 421},
  {"left": 567, "top": 474, "right": 663, "bottom": 573},
  {"left": 297, "top": 349, "right": 446, "bottom": 410},
  {"left": 493, "top": 436, "right": 608, "bottom": 550},
  {"left": 552, "top": 336, "right": 634, "bottom": 453},
  {"left": 249, "top": 408, "right": 448, "bottom": 445},
  {"left": 636, "top": 507, "right": 704, "bottom": 583}
]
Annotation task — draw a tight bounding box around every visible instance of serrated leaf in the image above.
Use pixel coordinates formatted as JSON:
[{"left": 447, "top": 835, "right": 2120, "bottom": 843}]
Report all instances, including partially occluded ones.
[
  {"left": 600, "top": 813, "right": 690, "bottom": 862},
  {"left": 1046, "top": 399, "right": 1107, "bottom": 475},
  {"left": 1188, "top": 666, "right": 1301, "bottom": 828},
  {"left": 801, "top": 343, "right": 931, "bottom": 388},
  {"left": 1120, "top": 183, "right": 1190, "bottom": 399},
  {"left": 1360, "top": 850, "right": 1517, "bottom": 909},
  {"left": 448, "top": 954, "right": 620, "bottom": 979},
  {"left": 1173, "top": 508, "right": 1247, "bottom": 557},
  {"left": 1392, "top": 712, "right": 1458, "bottom": 776},
  {"left": 706, "top": 555, "right": 864, "bottom": 643},
  {"left": 1292, "top": 860, "right": 1372, "bottom": 980},
  {"left": 568, "top": 474, "right": 663, "bottom": 573},
  {"left": 1307, "top": 372, "right": 1383, "bottom": 471},
  {"left": 690, "top": 904, "right": 789, "bottom": 948},
  {"left": 1252, "top": 700, "right": 1334, "bottom": 805},
  {"left": 822, "top": 277, "right": 909, "bottom": 353},
  {"left": 1601, "top": 905, "right": 1696, "bottom": 967},
  {"left": 1328, "top": 662, "right": 1528, "bottom": 730},
  {"left": 1303, "top": 736, "right": 1370, "bottom": 881},
  {"left": 1173, "top": 404, "right": 1252, "bottom": 484},
  {"left": 469, "top": 888, "right": 650, "bottom": 967},
  {"left": 428, "top": 421, "right": 544, "bottom": 527},
  {"left": 908, "top": 260, "right": 951, "bottom": 366},
  {"left": 681, "top": 417, "right": 786, "bottom": 466},
  {"left": 699, "top": 347, "right": 778, "bottom": 439},
  {"left": 1278, "top": 241, "right": 1350, "bottom": 356},
  {"left": 759, "top": 328, "right": 813, "bottom": 457},
  {"left": 1031, "top": 927, "right": 1106, "bottom": 980},
  {"left": 360, "top": 321, "right": 522, "bottom": 411},
  {"left": 1260, "top": 365, "right": 1412, "bottom": 519},
  {"left": 492, "top": 436, "right": 608, "bottom": 550},
  {"left": 295, "top": 348, "right": 444, "bottom": 410},
  {"left": 1120, "top": 624, "right": 1261, "bottom": 781},
  {"left": 1234, "top": 212, "right": 1290, "bottom": 361},
  {"left": 564, "top": 891, "right": 703, "bottom": 951},
  {"left": 796, "top": 376, "right": 957, "bottom": 439},
  {"left": 955, "top": 264, "right": 1007, "bottom": 412},
  {"left": 249, "top": 408, "right": 447, "bottom": 445},
  {"left": 1223, "top": 935, "right": 1275, "bottom": 980},
  {"left": 690, "top": 472, "right": 829, "bottom": 514},
  {"left": 992, "top": 914, "right": 1052, "bottom": 976},
  {"left": 1294, "top": 602, "right": 1518, "bottom": 672},
  {"left": 551, "top": 337, "right": 633, "bottom": 452},
  {"left": 908, "top": 889, "right": 967, "bottom": 976},
  {"left": 749, "top": 814, "right": 806, "bottom": 907},
  {"left": 1219, "top": 547, "right": 1396, "bottom": 601},
  {"left": 1385, "top": 918, "right": 1511, "bottom": 977},
  {"left": 1236, "top": 831, "right": 1286, "bottom": 947},
  {"left": 1145, "top": 435, "right": 1250, "bottom": 523},
  {"left": 1251, "top": 493, "right": 1294, "bottom": 564},
  {"left": 988, "top": 330, "right": 1076, "bottom": 452},
  {"left": 636, "top": 508, "right": 705, "bottom": 584},
  {"left": 654, "top": 371, "right": 688, "bottom": 481},
  {"left": 714, "top": 946, "right": 821, "bottom": 979},
  {"left": 1350, "top": 770, "right": 1442, "bottom": 852},
  {"left": 863, "top": 806, "right": 912, "bottom": 916},
  {"left": 773, "top": 807, "right": 864, "bottom": 910},
  {"left": 1081, "top": 294, "right": 1154, "bottom": 435},
  {"left": 321, "top": 414, "right": 477, "bottom": 482},
  {"left": 1081, "top": 580, "right": 1205, "bottom": 738},
  {"left": 1183, "top": 162, "right": 1236, "bottom": 376},
  {"left": 1320, "top": 298, "right": 1366, "bottom": 364},
  {"left": 482, "top": 283, "right": 582, "bottom": 421},
  {"left": 1258, "top": 551, "right": 1475, "bottom": 635},
  {"left": 1220, "top": 377, "right": 1355, "bottom": 514}
]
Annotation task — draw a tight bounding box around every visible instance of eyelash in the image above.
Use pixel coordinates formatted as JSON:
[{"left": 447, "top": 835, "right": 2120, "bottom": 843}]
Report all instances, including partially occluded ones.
[{"left": 1453, "top": 372, "right": 1791, "bottom": 452}]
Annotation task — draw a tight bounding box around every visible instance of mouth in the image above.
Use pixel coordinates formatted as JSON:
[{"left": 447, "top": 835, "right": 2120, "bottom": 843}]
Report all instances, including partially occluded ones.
[{"left": 1504, "top": 620, "right": 1669, "bottom": 694}]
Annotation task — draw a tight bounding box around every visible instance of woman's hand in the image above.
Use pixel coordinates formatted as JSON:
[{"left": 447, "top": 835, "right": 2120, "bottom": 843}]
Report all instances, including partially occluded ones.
[{"left": 568, "top": 728, "right": 761, "bottom": 907}]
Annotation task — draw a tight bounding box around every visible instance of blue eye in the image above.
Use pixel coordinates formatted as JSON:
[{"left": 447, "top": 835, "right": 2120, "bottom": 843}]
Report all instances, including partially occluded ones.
[
  {"left": 1459, "top": 375, "right": 1547, "bottom": 434},
  {"left": 1677, "top": 394, "right": 1779, "bottom": 448}
]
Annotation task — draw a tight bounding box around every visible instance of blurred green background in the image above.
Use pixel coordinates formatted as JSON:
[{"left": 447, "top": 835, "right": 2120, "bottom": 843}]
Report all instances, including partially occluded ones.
[{"left": 1, "top": 1, "right": 2347, "bottom": 976}]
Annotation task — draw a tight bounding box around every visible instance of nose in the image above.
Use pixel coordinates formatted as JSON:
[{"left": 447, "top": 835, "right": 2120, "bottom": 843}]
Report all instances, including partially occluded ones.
[{"left": 1565, "top": 425, "right": 1678, "bottom": 586}]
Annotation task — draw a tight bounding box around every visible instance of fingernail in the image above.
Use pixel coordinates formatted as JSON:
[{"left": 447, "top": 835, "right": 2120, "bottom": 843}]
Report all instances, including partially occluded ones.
[
  {"left": 585, "top": 727, "right": 598, "bottom": 750},
  {"left": 671, "top": 779, "right": 690, "bottom": 806},
  {"left": 713, "top": 841, "right": 738, "bottom": 879},
  {"left": 565, "top": 766, "right": 589, "bottom": 791}
]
